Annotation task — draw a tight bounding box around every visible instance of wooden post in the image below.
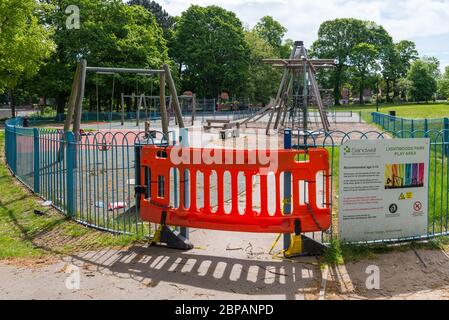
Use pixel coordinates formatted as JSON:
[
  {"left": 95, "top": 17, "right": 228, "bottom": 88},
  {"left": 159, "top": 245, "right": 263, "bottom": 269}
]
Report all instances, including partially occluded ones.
[
  {"left": 136, "top": 93, "right": 143, "bottom": 127},
  {"left": 72, "top": 59, "right": 87, "bottom": 138},
  {"left": 159, "top": 72, "right": 169, "bottom": 135},
  {"left": 64, "top": 63, "right": 81, "bottom": 133},
  {"left": 163, "top": 64, "right": 184, "bottom": 128},
  {"left": 266, "top": 44, "right": 297, "bottom": 135},
  {"left": 121, "top": 93, "right": 125, "bottom": 126},
  {"left": 145, "top": 121, "right": 150, "bottom": 138}
]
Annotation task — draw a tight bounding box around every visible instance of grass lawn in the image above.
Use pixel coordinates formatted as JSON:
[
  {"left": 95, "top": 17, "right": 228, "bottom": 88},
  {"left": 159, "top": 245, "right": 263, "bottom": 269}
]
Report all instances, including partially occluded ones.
[
  {"left": 333, "top": 102, "right": 449, "bottom": 123},
  {"left": 0, "top": 130, "right": 142, "bottom": 260}
]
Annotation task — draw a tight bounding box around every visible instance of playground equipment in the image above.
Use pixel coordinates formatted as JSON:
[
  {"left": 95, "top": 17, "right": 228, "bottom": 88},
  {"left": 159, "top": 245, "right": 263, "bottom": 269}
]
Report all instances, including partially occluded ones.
[
  {"left": 64, "top": 60, "right": 186, "bottom": 137},
  {"left": 238, "top": 41, "right": 336, "bottom": 135},
  {"left": 136, "top": 130, "right": 332, "bottom": 255}
]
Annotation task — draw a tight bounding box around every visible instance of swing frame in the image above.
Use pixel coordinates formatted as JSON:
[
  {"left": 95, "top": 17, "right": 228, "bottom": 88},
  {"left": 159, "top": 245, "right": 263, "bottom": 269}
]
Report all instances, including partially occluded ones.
[{"left": 64, "top": 61, "right": 186, "bottom": 139}]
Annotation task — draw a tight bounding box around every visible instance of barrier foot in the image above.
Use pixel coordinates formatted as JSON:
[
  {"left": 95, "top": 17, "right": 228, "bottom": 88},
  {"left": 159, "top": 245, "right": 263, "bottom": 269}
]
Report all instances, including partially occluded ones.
[
  {"left": 159, "top": 225, "right": 194, "bottom": 250},
  {"left": 284, "top": 235, "right": 326, "bottom": 258}
]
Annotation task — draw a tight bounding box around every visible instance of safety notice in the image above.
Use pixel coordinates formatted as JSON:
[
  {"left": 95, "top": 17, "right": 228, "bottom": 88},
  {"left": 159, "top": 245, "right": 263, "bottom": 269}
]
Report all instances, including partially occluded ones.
[{"left": 339, "top": 138, "right": 430, "bottom": 242}]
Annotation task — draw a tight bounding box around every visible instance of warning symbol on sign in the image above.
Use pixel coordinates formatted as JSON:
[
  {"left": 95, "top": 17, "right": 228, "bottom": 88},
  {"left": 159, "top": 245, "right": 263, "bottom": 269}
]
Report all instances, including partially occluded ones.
[
  {"left": 414, "top": 201, "right": 423, "bottom": 212},
  {"left": 399, "top": 193, "right": 406, "bottom": 200}
]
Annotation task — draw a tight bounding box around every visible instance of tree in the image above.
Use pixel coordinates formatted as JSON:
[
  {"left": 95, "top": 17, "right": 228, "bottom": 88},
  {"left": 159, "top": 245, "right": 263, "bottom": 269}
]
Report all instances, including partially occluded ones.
[
  {"left": 311, "top": 19, "right": 377, "bottom": 105},
  {"left": 349, "top": 43, "right": 379, "bottom": 104},
  {"left": 381, "top": 40, "right": 418, "bottom": 102},
  {"left": 0, "top": 0, "right": 54, "bottom": 115},
  {"left": 172, "top": 5, "right": 250, "bottom": 98},
  {"left": 127, "top": 0, "right": 175, "bottom": 34},
  {"left": 32, "top": 0, "right": 170, "bottom": 114},
  {"left": 245, "top": 30, "right": 280, "bottom": 104},
  {"left": 254, "top": 16, "right": 287, "bottom": 55},
  {"left": 437, "top": 66, "right": 449, "bottom": 100},
  {"left": 407, "top": 59, "right": 438, "bottom": 103}
]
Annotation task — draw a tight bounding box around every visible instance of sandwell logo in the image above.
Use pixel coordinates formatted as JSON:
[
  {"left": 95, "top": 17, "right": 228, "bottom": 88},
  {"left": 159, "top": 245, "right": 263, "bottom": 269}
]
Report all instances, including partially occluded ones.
[{"left": 345, "top": 146, "right": 377, "bottom": 156}]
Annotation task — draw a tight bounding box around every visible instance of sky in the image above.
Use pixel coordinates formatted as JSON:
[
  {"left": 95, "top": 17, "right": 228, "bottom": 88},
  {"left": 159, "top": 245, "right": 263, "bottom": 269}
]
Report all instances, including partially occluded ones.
[{"left": 160, "top": 0, "right": 449, "bottom": 72}]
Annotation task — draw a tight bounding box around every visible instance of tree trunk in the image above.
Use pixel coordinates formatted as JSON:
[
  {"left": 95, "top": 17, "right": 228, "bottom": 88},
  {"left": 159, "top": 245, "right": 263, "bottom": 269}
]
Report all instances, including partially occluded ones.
[
  {"left": 56, "top": 93, "right": 67, "bottom": 115},
  {"left": 9, "top": 89, "right": 16, "bottom": 118},
  {"left": 393, "top": 78, "right": 399, "bottom": 101},
  {"left": 359, "top": 82, "right": 364, "bottom": 105},
  {"left": 385, "top": 80, "right": 391, "bottom": 103},
  {"left": 334, "top": 66, "right": 343, "bottom": 106}
]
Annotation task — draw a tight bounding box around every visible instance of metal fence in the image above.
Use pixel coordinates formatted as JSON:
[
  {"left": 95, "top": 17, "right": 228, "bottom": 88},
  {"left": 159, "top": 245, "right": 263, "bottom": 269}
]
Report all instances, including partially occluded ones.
[
  {"left": 5, "top": 117, "right": 157, "bottom": 237},
  {"left": 372, "top": 112, "right": 449, "bottom": 134},
  {"left": 297, "top": 128, "right": 449, "bottom": 244},
  {"left": 4, "top": 117, "right": 449, "bottom": 245}
]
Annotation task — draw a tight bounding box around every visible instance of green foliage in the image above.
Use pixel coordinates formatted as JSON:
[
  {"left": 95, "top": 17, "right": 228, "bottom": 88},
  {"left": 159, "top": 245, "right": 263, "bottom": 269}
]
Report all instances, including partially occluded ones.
[
  {"left": 349, "top": 43, "right": 378, "bottom": 102},
  {"left": 0, "top": 0, "right": 55, "bottom": 91},
  {"left": 128, "top": 0, "right": 175, "bottom": 33},
  {"left": 32, "top": 0, "right": 170, "bottom": 113},
  {"left": 311, "top": 18, "right": 420, "bottom": 105},
  {"left": 245, "top": 31, "right": 281, "bottom": 104},
  {"left": 407, "top": 59, "right": 438, "bottom": 102},
  {"left": 438, "top": 66, "right": 449, "bottom": 99},
  {"left": 254, "top": 16, "right": 287, "bottom": 55},
  {"left": 172, "top": 5, "right": 250, "bottom": 98}
]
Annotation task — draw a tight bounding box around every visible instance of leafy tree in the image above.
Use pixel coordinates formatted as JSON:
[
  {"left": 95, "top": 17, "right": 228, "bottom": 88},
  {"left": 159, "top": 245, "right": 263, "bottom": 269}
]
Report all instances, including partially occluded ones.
[
  {"left": 254, "top": 16, "right": 287, "bottom": 55},
  {"left": 407, "top": 59, "right": 438, "bottom": 103},
  {"left": 172, "top": 5, "right": 250, "bottom": 98},
  {"left": 32, "top": 0, "right": 170, "bottom": 114},
  {"left": 311, "top": 19, "right": 376, "bottom": 105},
  {"left": 437, "top": 66, "right": 449, "bottom": 100},
  {"left": 422, "top": 56, "right": 441, "bottom": 79},
  {"left": 245, "top": 30, "right": 280, "bottom": 104},
  {"left": 127, "top": 0, "right": 175, "bottom": 35},
  {"left": 0, "top": 0, "right": 54, "bottom": 115},
  {"left": 381, "top": 40, "right": 418, "bottom": 102},
  {"left": 349, "top": 43, "right": 379, "bottom": 104}
]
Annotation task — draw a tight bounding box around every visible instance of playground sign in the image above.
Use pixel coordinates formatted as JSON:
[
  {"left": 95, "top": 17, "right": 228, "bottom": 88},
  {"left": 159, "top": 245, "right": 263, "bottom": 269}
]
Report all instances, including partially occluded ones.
[{"left": 339, "top": 138, "right": 430, "bottom": 242}]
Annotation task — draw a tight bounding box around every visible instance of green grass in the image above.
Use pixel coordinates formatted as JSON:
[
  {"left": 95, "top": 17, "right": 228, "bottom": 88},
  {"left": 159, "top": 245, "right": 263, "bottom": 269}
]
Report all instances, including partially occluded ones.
[
  {"left": 0, "top": 130, "right": 143, "bottom": 260},
  {"left": 323, "top": 237, "right": 449, "bottom": 265},
  {"left": 333, "top": 102, "right": 449, "bottom": 123}
]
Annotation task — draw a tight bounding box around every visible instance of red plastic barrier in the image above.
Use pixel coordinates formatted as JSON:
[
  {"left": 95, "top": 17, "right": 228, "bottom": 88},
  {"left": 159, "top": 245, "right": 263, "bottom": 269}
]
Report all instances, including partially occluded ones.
[{"left": 139, "top": 146, "right": 331, "bottom": 234}]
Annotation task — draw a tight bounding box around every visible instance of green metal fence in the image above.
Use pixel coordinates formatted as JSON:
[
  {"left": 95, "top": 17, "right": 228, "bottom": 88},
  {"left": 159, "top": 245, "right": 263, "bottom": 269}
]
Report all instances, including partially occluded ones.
[{"left": 372, "top": 112, "right": 449, "bottom": 136}]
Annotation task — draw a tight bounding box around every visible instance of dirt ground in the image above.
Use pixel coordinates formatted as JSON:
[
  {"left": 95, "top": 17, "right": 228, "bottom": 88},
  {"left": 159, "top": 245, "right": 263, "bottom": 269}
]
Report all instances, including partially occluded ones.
[{"left": 1, "top": 229, "right": 449, "bottom": 300}]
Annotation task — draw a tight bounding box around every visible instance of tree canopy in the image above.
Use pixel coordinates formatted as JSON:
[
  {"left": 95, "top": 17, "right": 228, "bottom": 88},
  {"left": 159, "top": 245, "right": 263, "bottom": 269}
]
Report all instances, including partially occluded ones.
[
  {"left": 171, "top": 5, "right": 250, "bottom": 98},
  {"left": 33, "top": 0, "right": 170, "bottom": 112},
  {"left": 0, "top": 0, "right": 54, "bottom": 92},
  {"left": 407, "top": 59, "right": 438, "bottom": 102}
]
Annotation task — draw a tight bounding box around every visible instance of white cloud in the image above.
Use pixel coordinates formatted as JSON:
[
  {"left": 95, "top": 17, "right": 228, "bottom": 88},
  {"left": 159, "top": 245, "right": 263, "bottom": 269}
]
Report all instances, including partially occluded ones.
[{"left": 160, "top": 0, "right": 449, "bottom": 69}]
